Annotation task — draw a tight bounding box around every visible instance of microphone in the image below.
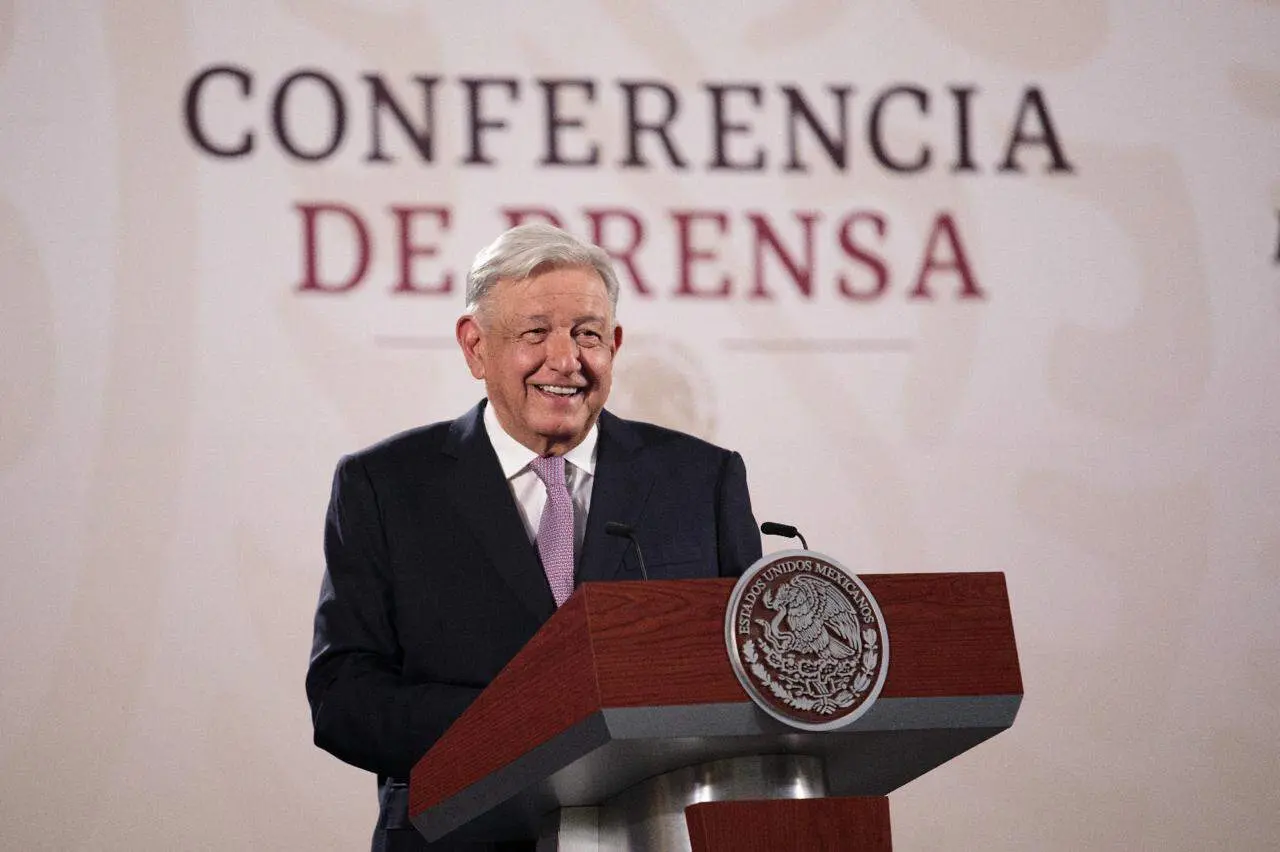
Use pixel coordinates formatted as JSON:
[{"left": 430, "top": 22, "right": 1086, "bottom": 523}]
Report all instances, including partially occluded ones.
[
  {"left": 605, "top": 521, "right": 650, "bottom": 581},
  {"left": 760, "top": 521, "right": 809, "bottom": 550}
]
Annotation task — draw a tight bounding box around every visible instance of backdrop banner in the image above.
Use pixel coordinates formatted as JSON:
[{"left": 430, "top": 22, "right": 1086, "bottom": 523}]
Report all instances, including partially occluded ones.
[{"left": 1, "top": 3, "right": 1278, "bottom": 849}]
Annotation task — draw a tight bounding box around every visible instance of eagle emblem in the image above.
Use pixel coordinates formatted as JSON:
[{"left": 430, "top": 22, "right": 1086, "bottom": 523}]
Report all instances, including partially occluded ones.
[
  {"left": 725, "top": 552, "right": 889, "bottom": 730},
  {"left": 761, "top": 575, "right": 864, "bottom": 660}
]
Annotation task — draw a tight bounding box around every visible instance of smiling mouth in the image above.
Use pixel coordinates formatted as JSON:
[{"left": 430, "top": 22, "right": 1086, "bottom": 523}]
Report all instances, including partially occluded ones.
[{"left": 533, "top": 384, "right": 584, "bottom": 398}]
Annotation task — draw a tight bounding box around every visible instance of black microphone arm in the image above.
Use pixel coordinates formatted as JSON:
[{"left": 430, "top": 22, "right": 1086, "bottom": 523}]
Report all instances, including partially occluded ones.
[
  {"left": 605, "top": 521, "right": 650, "bottom": 581},
  {"left": 760, "top": 521, "right": 809, "bottom": 550}
]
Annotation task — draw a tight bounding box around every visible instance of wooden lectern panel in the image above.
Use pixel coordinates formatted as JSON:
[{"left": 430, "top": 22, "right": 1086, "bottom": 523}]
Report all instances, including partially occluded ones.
[
  {"left": 685, "top": 797, "right": 893, "bottom": 852},
  {"left": 871, "top": 572, "right": 1022, "bottom": 698},
  {"left": 582, "top": 572, "right": 1022, "bottom": 707}
]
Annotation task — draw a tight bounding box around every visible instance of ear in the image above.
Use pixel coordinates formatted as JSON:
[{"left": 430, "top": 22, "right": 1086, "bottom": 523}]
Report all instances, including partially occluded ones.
[
  {"left": 611, "top": 322, "right": 623, "bottom": 355},
  {"left": 456, "top": 315, "right": 486, "bottom": 379}
]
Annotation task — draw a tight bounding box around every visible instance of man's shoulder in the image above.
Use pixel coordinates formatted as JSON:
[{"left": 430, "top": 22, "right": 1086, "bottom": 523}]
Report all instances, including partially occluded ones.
[
  {"left": 350, "top": 421, "right": 451, "bottom": 464},
  {"left": 602, "top": 411, "right": 734, "bottom": 461},
  {"left": 340, "top": 404, "right": 481, "bottom": 474}
]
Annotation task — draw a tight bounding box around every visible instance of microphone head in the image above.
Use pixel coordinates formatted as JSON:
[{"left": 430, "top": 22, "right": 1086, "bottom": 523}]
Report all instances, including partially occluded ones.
[
  {"left": 605, "top": 521, "right": 634, "bottom": 538},
  {"left": 760, "top": 521, "right": 799, "bottom": 538}
]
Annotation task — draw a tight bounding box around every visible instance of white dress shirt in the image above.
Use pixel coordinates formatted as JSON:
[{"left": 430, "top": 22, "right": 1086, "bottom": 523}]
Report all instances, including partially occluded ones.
[{"left": 483, "top": 402, "right": 598, "bottom": 557}]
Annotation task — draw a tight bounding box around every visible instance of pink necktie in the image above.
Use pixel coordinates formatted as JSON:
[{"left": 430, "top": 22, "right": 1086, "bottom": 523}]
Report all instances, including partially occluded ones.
[{"left": 530, "top": 455, "right": 575, "bottom": 606}]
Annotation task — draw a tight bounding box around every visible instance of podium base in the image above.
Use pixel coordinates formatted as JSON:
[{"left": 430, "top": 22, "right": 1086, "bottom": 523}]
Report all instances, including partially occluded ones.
[{"left": 537, "top": 754, "right": 829, "bottom": 852}]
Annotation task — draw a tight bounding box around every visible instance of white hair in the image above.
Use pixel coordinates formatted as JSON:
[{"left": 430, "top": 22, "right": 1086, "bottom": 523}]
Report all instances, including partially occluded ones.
[{"left": 464, "top": 223, "right": 620, "bottom": 317}]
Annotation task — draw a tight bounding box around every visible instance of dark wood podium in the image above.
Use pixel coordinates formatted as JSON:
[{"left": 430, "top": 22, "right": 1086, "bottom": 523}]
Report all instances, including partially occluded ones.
[{"left": 410, "top": 574, "right": 1021, "bottom": 851}]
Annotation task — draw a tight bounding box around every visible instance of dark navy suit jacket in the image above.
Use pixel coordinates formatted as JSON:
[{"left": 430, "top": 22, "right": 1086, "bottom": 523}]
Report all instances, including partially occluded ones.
[{"left": 306, "top": 401, "right": 761, "bottom": 851}]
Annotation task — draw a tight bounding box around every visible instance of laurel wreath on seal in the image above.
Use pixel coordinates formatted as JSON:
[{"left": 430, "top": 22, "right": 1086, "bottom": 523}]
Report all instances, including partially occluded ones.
[{"left": 741, "top": 629, "right": 880, "bottom": 715}]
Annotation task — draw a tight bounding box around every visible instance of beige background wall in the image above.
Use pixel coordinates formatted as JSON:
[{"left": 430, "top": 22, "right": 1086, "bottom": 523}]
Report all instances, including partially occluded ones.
[{"left": 2, "top": 2, "right": 1278, "bottom": 849}]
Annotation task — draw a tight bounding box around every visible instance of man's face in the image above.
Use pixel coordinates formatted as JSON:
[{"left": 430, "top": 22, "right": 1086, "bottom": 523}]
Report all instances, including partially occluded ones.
[{"left": 456, "top": 265, "right": 623, "bottom": 456}]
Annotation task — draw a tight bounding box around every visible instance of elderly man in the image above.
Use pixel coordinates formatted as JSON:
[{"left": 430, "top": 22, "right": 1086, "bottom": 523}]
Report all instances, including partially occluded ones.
[{"left": 306, "top": 224, "right": 762, "bottom": 851}]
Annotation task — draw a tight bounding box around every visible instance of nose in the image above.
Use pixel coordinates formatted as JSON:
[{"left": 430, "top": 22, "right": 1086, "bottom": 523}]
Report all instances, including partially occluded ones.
[{"left": 544, "top": 330, "right": 581, "bottom": 374}]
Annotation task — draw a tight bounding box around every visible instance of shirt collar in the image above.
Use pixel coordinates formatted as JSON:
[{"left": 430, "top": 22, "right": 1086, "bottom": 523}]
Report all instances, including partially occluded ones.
[{"left": 483, "top": 400, "right": 599, "bottom": 479}]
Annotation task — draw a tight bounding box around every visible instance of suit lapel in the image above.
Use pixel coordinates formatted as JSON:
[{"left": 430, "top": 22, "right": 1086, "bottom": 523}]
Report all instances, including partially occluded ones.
[
  {"left": 443, "top": 402, "right": 557, "bottom": 623},
  {"left": 578, "top": 410, "right": 656, "bottom": 584}
]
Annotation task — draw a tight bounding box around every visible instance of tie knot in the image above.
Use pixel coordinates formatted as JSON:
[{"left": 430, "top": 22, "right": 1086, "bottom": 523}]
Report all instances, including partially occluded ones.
[{"left": 529, "top": 454, "right": 567, "bottom": 487}]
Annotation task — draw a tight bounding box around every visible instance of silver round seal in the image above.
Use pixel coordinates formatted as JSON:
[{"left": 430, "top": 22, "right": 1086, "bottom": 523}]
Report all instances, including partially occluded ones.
[{"left": 725, "top": 550, "right": 889, "bottom": 731}]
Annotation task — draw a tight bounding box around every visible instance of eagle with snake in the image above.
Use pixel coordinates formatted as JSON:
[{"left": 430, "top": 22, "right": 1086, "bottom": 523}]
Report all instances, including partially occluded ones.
[{"left": 758, "top": 575, "right": 864, "bottom": 660}]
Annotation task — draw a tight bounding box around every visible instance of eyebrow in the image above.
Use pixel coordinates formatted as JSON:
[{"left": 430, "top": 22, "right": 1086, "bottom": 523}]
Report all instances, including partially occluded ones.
[{"left": 515, "top": 313, "right": 608, "bottom": 325}]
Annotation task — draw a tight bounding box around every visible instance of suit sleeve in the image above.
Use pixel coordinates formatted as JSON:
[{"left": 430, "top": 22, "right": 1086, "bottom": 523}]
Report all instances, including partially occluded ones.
[
  {"left": 714, "top": 450, "right": 763, "bottom": 577},
  {"left": 305, "top": 455, "right": 482, "bottom": 780}
]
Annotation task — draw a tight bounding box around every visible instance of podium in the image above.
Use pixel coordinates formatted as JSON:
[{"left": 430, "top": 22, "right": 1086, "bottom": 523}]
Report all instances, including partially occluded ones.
[{"left": 410, "top": 573, "right": 1021, "bottom": 851}]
